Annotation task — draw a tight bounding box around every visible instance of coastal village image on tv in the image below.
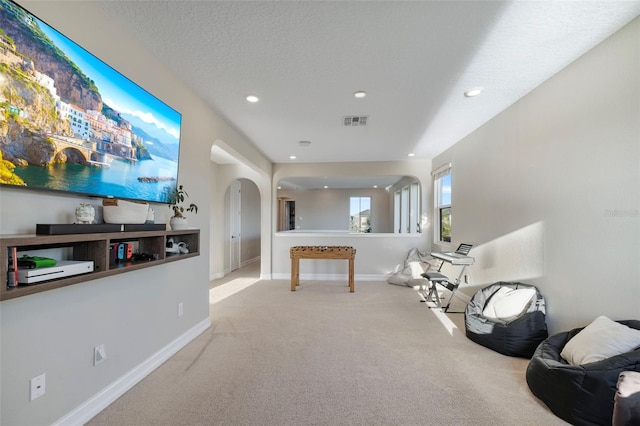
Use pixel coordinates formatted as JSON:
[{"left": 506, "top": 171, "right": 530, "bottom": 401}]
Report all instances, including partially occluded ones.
[{"left": 0, "top": 0, "right": 182, "bottom": 204}]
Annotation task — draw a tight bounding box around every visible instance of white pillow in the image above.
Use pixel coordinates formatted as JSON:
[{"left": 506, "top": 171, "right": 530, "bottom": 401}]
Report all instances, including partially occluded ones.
[
  {"left": 482, "top": 286, "right": 536, "bottom": 321},
  {"left": 560, "top": 316, "right": 640, "bottom": 366}
]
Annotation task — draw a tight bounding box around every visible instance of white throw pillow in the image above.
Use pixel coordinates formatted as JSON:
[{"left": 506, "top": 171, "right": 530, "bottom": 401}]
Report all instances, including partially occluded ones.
[
  {"left": 560, "top": 316, "right": 640, "bottom": 366},
  {"left": 482, "top": 286, "right": 536, "bottom": 321}
]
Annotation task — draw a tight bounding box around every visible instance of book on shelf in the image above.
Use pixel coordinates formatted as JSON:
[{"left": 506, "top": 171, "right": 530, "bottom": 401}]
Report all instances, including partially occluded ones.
[{"left": 7, "top": 246, "right": 18, "bottom": 287}]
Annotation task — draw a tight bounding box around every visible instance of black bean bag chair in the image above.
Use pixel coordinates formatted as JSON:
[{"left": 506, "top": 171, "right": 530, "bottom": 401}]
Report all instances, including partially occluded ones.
[
  {"left": 526, "top": 320, "right": 640, "bottom": 426},
  {"left": 464, "top": 282, "right": 548, "bottom": 358}
]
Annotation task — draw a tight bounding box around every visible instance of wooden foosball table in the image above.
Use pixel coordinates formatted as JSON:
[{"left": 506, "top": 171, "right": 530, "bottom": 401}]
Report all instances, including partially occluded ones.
[{"left": 290, "top": 246, "right": 356, "bottom": 292}]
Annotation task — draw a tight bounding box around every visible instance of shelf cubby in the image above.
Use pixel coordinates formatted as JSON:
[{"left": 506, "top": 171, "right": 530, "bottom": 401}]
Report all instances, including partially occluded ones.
[{"left": 1, "top": 228, "right": 200, "bottom": 301}]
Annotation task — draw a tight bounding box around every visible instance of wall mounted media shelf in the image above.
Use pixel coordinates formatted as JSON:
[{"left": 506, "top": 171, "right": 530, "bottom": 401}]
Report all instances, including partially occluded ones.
[{"left": 1, "top": 228, "right": 199, "bottom": 301}]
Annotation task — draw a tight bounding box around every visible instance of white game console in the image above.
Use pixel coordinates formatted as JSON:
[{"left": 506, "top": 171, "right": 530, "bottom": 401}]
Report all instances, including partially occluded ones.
[{"left": 17, "top": 260, "right": 94, "bottom": 284}]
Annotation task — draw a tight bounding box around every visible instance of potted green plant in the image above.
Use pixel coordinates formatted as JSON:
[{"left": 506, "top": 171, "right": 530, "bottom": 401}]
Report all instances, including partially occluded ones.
[{"left": 168, "top": 184, "right": 198, "bottom": 230}]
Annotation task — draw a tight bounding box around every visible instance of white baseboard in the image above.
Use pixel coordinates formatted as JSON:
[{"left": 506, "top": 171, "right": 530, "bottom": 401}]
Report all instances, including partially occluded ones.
[
  {"left": 271, "top": 273, "right": 388, "bottom": 281},
  {"left": 355, "top": 274, "right": 389, "bottom": 281},
  {"left": 53, "top": 318, "right": 211, "bottom": 426},
  {"left": 212, "top": 257, "right": 261, "bottom": 281},
  {"left": 210, "top": 272, "right": 224, "bottom": 281},
  {"left": 240, "top": 256, "right": 260, "bottom": 268}
]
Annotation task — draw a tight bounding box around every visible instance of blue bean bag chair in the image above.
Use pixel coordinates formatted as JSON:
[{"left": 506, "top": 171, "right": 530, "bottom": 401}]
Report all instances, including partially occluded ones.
[{"left": 464, "top": 282, "right": 548, "bottom": 358}]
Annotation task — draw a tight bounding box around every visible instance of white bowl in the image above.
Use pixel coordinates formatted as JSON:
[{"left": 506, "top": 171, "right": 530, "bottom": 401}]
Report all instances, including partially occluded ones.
[{"left": 103, "top": 200, "right": 149, "bottom": 224}]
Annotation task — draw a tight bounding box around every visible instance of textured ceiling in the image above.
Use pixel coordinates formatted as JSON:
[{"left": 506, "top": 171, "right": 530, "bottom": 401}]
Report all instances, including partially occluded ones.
[{"left": 99, "top": 1, "right": 640, "bottom": 164}]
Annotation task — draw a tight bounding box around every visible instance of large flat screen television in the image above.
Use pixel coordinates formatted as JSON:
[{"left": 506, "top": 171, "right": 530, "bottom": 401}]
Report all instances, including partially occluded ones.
[{"left": 0, "top": 0, "right": 182, "bottom": 204}]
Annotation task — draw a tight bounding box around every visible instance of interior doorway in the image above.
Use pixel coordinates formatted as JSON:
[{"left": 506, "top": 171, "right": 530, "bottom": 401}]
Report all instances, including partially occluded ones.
[
  {"left": 211, "top": 138, "right": 269, "bottom": 281},
  {"left": 229, "top": 180, "right": 241, "bottom": 272},
  {"left": 223, "top": 178, "right": 261, "bottom": 276},
  {"left": 277, "top": 198, "right": 295, "bottom": 231}
]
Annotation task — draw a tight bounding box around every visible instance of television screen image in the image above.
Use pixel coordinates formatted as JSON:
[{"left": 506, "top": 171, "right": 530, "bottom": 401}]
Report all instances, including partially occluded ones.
[{"left": 0, "top": 0, "right": 182, "bottom": 204}]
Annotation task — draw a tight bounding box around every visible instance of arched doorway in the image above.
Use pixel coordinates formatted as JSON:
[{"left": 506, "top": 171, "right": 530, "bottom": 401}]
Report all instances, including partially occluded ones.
[{"left": 210, "top": 139, "right": 272, "bottom": 282}]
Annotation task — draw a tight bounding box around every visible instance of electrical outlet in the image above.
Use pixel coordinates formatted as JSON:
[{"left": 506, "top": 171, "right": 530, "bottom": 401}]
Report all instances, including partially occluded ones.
[
  {"left": 177, "top": 302, "right": 184, "bottom": 317},
  {"left": 94, "top": 344, "right": 106, "bottom": 366},
  {"left": 30, "top": 373, "right": 46, "bottom": 401}
]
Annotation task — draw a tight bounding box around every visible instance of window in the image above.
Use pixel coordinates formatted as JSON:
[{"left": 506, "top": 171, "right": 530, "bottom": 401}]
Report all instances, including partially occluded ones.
[
  {"left": 393, "top": 180, "right": 421, "bottom": 234},
  {"left": 393, "top": 191, "right": 400, "bottom": 234},
  {"left": 434, "top": 164, "right": 451, "bottom": 243},
  {"left": 410, "top": 182, "right": 419, "bottom": 233},
  {"left": 400, "top": 187, "right": 409, "bottom": 233},
  {"left": 350, "top": 197, "right": 371, "bottom": 233}
]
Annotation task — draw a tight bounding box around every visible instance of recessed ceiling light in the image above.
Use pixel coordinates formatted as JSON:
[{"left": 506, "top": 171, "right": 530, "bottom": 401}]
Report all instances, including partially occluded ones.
[
  {"left": 289, "top": 155, "right": 296, "bottom": 160},
  {"left": 354, "top": 91, "right": 367, "bottom": 98},
  {"left": 373, "top": 185, "right": 378, "bottom": 188},
  {"left": 323, "top": 185, "right": 328, "bottom": 189},
  {"left": 407, "top": 153, "right": 415, "bottom": 157},
  {"left": 246, "top": 95, "right": 259, "bottom": 103},
  {"left": 277, "top": 186, "right": 282, "bottom": 190},
  {"left": 464, "top": 87, "right": 484, "bottom": 98}
]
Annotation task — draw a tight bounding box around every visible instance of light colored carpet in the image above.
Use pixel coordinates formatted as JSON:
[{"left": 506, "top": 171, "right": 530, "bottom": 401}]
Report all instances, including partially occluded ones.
[{"left": 88, "top": 279, "right": 566, "bottom": 425}]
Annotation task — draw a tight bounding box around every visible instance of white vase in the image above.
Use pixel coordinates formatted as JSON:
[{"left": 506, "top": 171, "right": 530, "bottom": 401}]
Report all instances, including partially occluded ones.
[
  {"left": 75, "top": 203, "right": 95, "bottom": 224},
  {"left": 170, "top": 217, "right": 188, "bottom": 230}
]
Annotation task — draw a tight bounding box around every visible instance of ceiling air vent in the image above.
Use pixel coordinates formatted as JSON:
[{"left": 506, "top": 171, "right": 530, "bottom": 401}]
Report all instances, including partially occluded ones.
[{"left": 343, "top": 116, "right": 368, "bottom": 127}]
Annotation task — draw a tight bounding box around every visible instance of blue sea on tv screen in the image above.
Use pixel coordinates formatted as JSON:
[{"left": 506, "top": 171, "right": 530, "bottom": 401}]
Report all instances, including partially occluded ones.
[{"left": 15, "top": 156, "right": 178, "bottom": 203}]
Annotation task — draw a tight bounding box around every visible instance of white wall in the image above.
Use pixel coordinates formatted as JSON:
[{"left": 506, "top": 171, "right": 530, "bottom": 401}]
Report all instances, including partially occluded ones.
[
  {"left": 277, "top": 187, "right": 393, "bottom": 232},
  {"left": 433, "top": 16, "right": 640, "bottom": 334},
  {"left": 272, "top": 161, "right": 431, "bottom": 278},
  {"left": 1, "top": 2, "right": 271, "bottom": 424},
  {"left": 273, "top": 233, "right": 427, "bottom": 281}
]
